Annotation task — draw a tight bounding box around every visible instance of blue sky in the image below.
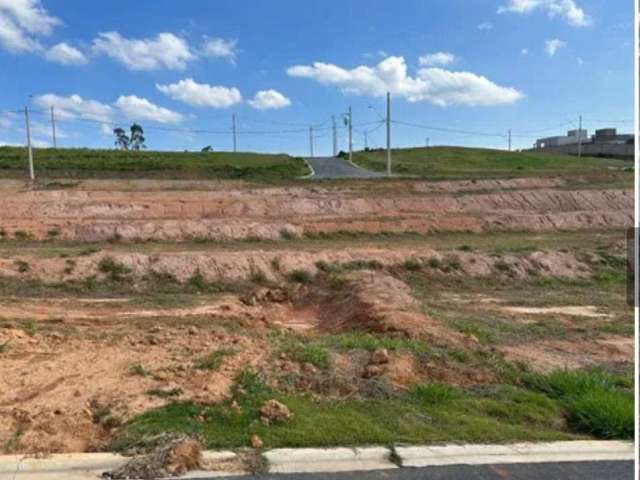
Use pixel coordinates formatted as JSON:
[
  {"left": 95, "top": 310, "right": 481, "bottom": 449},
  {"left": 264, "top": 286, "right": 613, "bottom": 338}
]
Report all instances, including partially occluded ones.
[{"left": 0, "top": 0, "right": 634, "bottom": 155}]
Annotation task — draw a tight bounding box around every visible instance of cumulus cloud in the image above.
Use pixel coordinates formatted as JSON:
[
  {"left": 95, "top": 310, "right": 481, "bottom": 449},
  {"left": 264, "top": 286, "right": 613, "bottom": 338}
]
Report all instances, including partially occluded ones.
[
  {"left": 200, "top": 37, "right": 238, "bottom": 63},
  {"left": 156, "top": 78, "right": 242, "bottom": 108},
  {"left": 287, "top": 56, "right": 523, "bottom": 107},
  {"left": 248, "top": 89, "right": 292, "bottom": 110},
  {"left": 418, "top": 52, "right": 456, "bottom": 67},
  {"left": 45, "top": 42, "right": 88, "bottom": 65},
  {"left": 545, "top": 38, "right": 566, "bottom": 56},
  {"left": 92, "top": 31, "right": 195, "bottom": 70},
  {"left": 115, "top": 95, "right": 184, "bottom": 124},
  {"left": 0, "top": 0, "right": 60, "bottom": 52},
  {"left": 33, "top": 93, "right": 113, "bottom": 121},
  {"left": 498, "top": 0, "right": 591, "bottom": 27}
]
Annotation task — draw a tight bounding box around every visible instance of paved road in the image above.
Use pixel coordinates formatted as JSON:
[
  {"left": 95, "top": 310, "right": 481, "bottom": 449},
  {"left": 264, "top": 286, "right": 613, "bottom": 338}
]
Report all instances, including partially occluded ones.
[
  {"left": 305, "top": 156, "right": 385, "bottom": 179},
  {"left": 194, "top": 461, "right": 633, "bottom": 480}
]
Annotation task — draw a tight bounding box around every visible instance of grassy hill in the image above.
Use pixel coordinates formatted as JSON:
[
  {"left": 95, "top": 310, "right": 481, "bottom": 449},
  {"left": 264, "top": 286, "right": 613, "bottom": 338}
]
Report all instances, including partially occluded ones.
[
  {"left": 0, "top": 147, "right": 309, "bottom": 181},
  {"left": 351, "top": 147, "right": 632, "bottom": 179}
]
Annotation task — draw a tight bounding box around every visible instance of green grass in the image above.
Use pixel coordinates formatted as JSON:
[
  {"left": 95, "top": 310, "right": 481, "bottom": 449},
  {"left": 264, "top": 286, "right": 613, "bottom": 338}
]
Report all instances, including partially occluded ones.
[
  {"left": 524, "top": 369, "right": 634, "bottom": 439},
  {"left": 352, "top": 147, "right": 631, "bottom": 179},
  {"left": 112, "top": 369, "right": 579, "bottom": 452},
  {"left": 195, "top": 348, "right": 236, "bottom": 371},
  {"left": 0, "top": 147, "right": 309, "bottom": 182},
  {"left": 269, "top": 331, "right": 332, "bottom": 370}
]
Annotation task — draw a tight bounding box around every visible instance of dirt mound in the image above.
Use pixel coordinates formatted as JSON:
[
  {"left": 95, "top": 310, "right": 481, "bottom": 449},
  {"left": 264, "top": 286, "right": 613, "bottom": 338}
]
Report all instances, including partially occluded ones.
[
  {"left": 105, "top": 438, "right": 202, "bottom": 479},
  {"left": 319, "top": 270, "right": 466, "bottom": 345},
  {"left": 0, "top": 316, "right": 269, "bottom": 454}
]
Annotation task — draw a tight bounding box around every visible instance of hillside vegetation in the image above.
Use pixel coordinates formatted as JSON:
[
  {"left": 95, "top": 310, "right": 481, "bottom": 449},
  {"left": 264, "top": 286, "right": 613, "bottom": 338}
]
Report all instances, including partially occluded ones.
[
  {"left": 0, "top": 147, "right": 309, "bottom": 181},
  {"left": 352, "top": 146, "right": 632, "bottom": 179}
]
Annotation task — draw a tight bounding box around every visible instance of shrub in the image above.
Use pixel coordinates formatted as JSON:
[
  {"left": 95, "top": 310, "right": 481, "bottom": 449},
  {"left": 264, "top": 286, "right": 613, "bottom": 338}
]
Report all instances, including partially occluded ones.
[
  {"left": 411, "top": 383, "right": 459, "bottom": 405},
  {"left": 288, "top": 269, "right": 312, "bottom": 284},
  {"left": 15, "top": 260, "right": 30, "bottom": 273},
  {"left": 427, "top": 257, "right": 442, "bottom": 269},
  {"left": 98, "top": 256, "right": 131, "bottom": 281},
  {"left": 525, "top": 369, "right": 633, "bottom": 439},
  {"left": 46, "top": 228, "right": 61, "bottom": 238},
  {"left": 402, "top": 258, "right": 422, "bottom": 271}
]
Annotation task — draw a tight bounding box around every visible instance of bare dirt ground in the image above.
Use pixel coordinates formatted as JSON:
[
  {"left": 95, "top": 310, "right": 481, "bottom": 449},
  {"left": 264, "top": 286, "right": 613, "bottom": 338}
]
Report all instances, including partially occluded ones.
[{"left": 0, "top": 177, "right": 633, "bottom": 455}]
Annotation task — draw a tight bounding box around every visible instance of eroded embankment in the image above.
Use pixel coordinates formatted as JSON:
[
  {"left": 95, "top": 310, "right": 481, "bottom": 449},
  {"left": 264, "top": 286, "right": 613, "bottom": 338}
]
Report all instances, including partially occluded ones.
[
  {"left": 0, "top": 183, "right": 632, "bottom": 241},
  {"left": 0, "top": 248, "right": 591, "bottom": 283}
]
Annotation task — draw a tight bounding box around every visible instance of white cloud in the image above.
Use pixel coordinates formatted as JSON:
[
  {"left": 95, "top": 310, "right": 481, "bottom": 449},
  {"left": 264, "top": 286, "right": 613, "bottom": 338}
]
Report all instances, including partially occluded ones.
[
  {"left": 45, "top": 42, "right": 88, "bottom": 65},
  {"left": 200, "top": 37, "right": 238, "bottom": 63},
  {"left": 33, "top": 93, "right": 113, "bottom": 121},
  {"left": 115, "top": 95, "right": 184, "bottom": 124},
  {"left": 156, "top": 78, "right": 242, "bottom": 108},
  {"left": 0, "top": 114, "right": 11, "bottom": 128},
  {"left": 418, "top": 52, "right": 456, "bottom": 67},
  {"left": 477, "top": 22, "right": 493, "bottom": 31},
  {"left": 498, "top": 0, "right": 591, "bottom": 27},
  {"left": 92, "top": 31, "right": 195, "bottom": 70},
  {"left": 248, "top": 89, "right": 291, "bottom": 110},
  {"left": 0, "top": 0, "right": 60, "bottom": 52},
  {"left": 287, "top": 56, "right": 523, "bottom": 107},
  {"left": 545, "top": 38, "right": 566, "bottom": 56},
  {"left": 521, "top": 48, "right": 529, "bottom": 55}
]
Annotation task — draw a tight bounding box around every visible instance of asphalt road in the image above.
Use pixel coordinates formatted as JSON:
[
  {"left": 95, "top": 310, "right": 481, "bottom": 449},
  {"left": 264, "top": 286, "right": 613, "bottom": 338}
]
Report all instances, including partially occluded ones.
[
  {"left": 195, "top": 461, "right": 633, "bottom": 480},
  {"left": 305, "top": 156, "right": 385, "bottom": 179}
]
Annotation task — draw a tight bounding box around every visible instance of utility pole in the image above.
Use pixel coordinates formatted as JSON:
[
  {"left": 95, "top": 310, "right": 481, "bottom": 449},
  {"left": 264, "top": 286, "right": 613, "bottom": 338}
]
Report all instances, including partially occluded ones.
[
  {"left": 426, "top": 137, "right": 430, "bottom": 148},
  {"left": 232, "top": 113, "right": 237, "bottom": 152},
  {"left": 24, "top": 106, "right": 34, "bottom": 181},
  {"left": 386, "top": 92, "right": 391, "bottom": 177},
  {"left": 508, "top": 129, "right": 512, "bottom": 152},
  {"left": 577, "top": 115, "right": 583, "bottom": 159},
  {"left": 309, "top": 126, "right": 314, "bottom": 158},
  {"left": 364, "top": 129, "right": 368, "bottom": 150},
  {"left": 50, "top": 106, "right": 57, "bottom": 149},
  {"left": 331, "top": 115, "right": 337, "bottom": 157},
  {"left": 348, "top": 106, "right": 353, "bottom": 163}
]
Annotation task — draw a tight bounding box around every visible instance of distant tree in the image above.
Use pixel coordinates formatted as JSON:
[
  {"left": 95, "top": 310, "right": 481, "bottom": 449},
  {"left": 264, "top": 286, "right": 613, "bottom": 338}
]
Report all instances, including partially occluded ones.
[
  {"left": 201, "top": 145, "right": 213, "bottom": 152},
  {"left": 113, "top": 127, "right": 130, "bottom": 150},
  {"left": 130, "top": 123, "right": 146, "bottom": 150}
]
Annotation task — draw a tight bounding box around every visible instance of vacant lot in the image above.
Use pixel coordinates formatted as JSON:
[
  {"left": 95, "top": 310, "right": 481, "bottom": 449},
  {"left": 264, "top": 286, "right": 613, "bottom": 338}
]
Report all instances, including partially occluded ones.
[
  {"left": 352, "top": 146, "right": 633, "bottom": 181},
  {"left": 0, "top": 148, "right": 633, "bottom": 458},
  {"left": 0, "top": 147, "right": 309, "bottom": 181}
]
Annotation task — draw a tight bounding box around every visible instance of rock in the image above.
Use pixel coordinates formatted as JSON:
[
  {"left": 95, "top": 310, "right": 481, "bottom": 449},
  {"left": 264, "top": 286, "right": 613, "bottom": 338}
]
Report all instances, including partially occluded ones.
[
  {"left": 230, "top": 400, "right": 242, "bottom": 415},
  {"left": 363, "top": 365, "right": 383, "bottom": 379},
  {"left": 187, "top": 326, "right": 198, "bottom": 335},
  {"left": 369, "top": 348, "right": 390, "bottom": 365},
  {"left": 266, "top": 288, "right": 287, "bottom": 303},
  {"left": 260, "top": 399, "right": 294, "bottom": 425},
  {"left": 250, "top": 434, "right": 264, "bottom": 449},
  {"left": 301, "top": 362, "right": 318, "bottom": 374},
  {"left": 165, "top": 439, "right": 202, "bottom": 476}
]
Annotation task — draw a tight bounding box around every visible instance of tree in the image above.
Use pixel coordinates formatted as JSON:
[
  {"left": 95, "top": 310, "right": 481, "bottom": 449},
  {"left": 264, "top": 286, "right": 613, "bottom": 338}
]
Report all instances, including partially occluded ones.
[
  {"left": 113, "top": 127, "right": 130, "bottom": 150},
  {"left": 130, "top": 123, "right": 146, "bottom": 150},
  {"left": 113, "top": 124, "right": 146, "bottom": 150}
]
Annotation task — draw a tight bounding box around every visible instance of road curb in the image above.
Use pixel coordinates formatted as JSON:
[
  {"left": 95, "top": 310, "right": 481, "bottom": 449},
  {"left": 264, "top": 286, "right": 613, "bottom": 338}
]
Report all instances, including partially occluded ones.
[
  {"left": 0, "top": 451, "right": 241, "bottom": 480},
  {"left": 0, "top": 441, "right": 633, "bottom": 479},
  {"left": 299, "top": 157, "right": 315, "bottom": 179},
  {"left": 264, "top": 447, "right": 397, "bottom": 473},
  {"left": 394, "top": 440, "right": 634, "bottom": 468}
]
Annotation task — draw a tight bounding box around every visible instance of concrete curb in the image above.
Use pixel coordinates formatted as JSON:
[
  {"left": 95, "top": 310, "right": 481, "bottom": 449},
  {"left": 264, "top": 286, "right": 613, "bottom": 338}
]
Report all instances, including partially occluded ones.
[
  {"left": 394, "top": 440, "right": 634, "bottom": 468},
  {"left": 0, "top": 441, "right": 633, "bottom": 479},
  {"left": 265, "top": 447, "right": 397, "bottom": 473},
  {"left": 0, "top": 451, "right": 241, "bottom": 480},
  {"left": 298, "top": 157, "right": 315, "bottom": 179}
]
